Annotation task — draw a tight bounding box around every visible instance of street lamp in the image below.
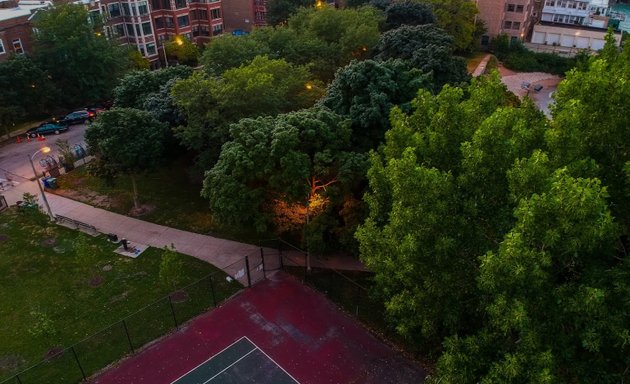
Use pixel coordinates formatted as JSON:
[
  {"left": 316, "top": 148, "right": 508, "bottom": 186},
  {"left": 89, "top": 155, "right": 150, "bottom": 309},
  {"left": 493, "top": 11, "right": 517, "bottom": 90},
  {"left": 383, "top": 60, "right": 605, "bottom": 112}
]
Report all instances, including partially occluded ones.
[{"left": 28, "top": 146, "right": 55, "bottom": 221}]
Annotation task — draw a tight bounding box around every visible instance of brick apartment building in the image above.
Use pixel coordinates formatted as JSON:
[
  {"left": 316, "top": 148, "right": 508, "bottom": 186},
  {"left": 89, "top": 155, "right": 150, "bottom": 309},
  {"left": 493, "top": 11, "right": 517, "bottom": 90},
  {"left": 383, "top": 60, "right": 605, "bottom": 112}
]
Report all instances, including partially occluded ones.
[
  {"left": 476, "top": 0, "right": 537, "bottom": 46},
  {"left": 95, "top": 0, "right": 225, "bottom": 68},
  {"left": 0, "top": 0, "right": 51, "bottom": 62},
  {"left": 222, "top": 0, "right": 266, "bottom": 32}
]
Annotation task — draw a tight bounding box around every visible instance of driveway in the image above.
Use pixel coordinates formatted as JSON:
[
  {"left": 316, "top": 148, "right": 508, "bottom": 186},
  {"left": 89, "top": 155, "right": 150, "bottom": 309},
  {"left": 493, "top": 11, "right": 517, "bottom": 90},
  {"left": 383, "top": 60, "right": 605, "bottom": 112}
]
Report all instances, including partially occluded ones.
[{"left": 498, "top": 66, "right": 561, "bottom": 117}]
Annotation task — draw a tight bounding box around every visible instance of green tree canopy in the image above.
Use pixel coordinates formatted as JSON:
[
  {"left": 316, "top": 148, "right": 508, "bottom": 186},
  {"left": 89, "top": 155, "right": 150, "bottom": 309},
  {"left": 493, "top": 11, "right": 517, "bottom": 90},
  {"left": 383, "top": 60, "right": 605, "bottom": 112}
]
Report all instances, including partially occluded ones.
[
  {"left": 32, "top": 4, "right": 131, "bottom": 107},
  {"left": 320, "top": 59, "right": 428, "bottom": 150},
  {"left": 165, "top": 35, "right": 199, "bottom": 66},
  {"left": 0, "top": 55, "right": 56, "bottom": 118},
  {"left": 374, "top": 24, "right": 470, "bottom": 90},
  {"left": 426, "top": 0, "right": 478, "bottom": 52},
  {"left": 200, "top": 35, "right": 270, "bottom": 76},
  {"left": 113, "top": 66, "right": 192, "bottom": 109},
  {"left": 265, "top": 0, "right": 312, "bottom": 26},
  {"left": 85, "top": 108, "right": 168, "bottom": 209},
  {"left": 172, "top": 56, "right": 320, "bottom": 168},
  {"left": 202, "top": 107, "right": 366, "bottom": 239},
  {"left": 383, "top": 0, "right": 434, "bottom": 30}
]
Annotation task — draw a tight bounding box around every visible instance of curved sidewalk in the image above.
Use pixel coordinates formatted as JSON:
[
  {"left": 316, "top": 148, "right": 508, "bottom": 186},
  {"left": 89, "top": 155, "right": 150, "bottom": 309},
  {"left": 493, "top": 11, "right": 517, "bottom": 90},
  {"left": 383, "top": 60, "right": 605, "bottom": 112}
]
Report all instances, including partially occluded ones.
[{"left": 1, "top": 180, "right": 368, "bottom": 273}]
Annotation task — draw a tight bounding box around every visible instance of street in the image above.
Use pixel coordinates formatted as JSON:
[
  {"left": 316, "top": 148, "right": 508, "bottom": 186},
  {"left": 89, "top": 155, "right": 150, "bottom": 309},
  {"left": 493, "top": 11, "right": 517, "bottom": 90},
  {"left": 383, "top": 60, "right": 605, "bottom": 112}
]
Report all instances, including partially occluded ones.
[{"left": 0, "top": 123, "right": 88, "bottom": 183}]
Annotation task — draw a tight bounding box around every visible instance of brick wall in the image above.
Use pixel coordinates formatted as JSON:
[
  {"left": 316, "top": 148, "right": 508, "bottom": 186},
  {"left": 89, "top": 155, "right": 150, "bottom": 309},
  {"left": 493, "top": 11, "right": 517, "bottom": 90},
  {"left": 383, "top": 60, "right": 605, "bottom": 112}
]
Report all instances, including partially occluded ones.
[{"left": 0, "top": 14, "right": 33, "bottom": 62}]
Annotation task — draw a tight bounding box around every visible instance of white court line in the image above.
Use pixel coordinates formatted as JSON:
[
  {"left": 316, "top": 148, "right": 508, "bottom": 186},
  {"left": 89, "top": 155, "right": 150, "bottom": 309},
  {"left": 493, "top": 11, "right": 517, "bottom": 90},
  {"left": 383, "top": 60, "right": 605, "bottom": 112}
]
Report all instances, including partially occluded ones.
[
  {"left": 170, "top": 336, "right": 249, "bottom": 384},
  {"left": 243, "top": 336, "right": 301, "bottom": 384},
  {"left": 203, "top": 347, "right": 257, "bottom": 383}
]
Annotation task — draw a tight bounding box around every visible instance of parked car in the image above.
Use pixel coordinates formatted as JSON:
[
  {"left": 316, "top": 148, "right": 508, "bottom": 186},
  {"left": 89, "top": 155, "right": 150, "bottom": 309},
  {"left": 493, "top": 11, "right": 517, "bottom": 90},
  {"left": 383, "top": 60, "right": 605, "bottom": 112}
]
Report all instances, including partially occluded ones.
[
  {"left": 85, "top": 105, "right": 109, "bottom": 118},
  {"left": 60, "top": 110, "right": 91, "bottom": 125},
  {"left": 28, "top": 121, "right": 69, "bottom": 137}
]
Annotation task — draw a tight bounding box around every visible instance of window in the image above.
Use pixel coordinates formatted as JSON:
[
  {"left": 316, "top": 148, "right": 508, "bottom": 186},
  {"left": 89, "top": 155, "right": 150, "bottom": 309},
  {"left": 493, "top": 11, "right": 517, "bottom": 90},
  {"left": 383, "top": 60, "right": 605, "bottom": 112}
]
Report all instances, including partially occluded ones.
[
  {"left": 183, "top": 32, "right": 192, "bottom": 40},
  {"left": 545, "top": 0, "right": 555, "bottom": 5},
  {"left": 137, "top": 1, "right": 148, "bottom": 15},
  {"left": 146, "top": 42, "right": 156, "bottom": 55},
  {"left": 12, "top": 39, "right": 24, "bottom": 54},
  {"left": 177, "top": 15, "right": 189, "bottom": 27},
  {"left": 122, "top": 3, "right": 131, "bottom": 16},
  {"left": 212, "top": 24, "right": 222, "bottom": 35},
  {"left": 210, "top": 8, "right": 220, "bottom": 19},
  {"left": 506, "top": 4, "right": 515, "bottom": 12},
  {"left": 512, "top": 21, "right": 521, "bottom": 30},
  {"left": 175, "top": 0, "right": 186, "bottom": 8},
  {"left": 108, "top": 3, "right": 121, "bottom": 17},
  {"left": 114, "top": 23, "right": 125, "bottom": 37},
  {"left": 0, "top": 39, "right": 5, "bottom": 55},
  {"left": 126, "top": 23, "right": 135, "bottom": 36},
  {"left": 503, "top": 20, "right": 513, "bottom": 29},
  {"left": 151, "top": 0, "right": 170, "bottom": 10},
  {"left": 154, "top": 17, "right": 164, "bottom": 28},
  {"left": 135, "top": 24, "right": 141, "bottom": 36},
  {"left": 165, "top": 16, "right": 174, "bottom": 27},
  {"left": 192, "top": 25, "right": 210, "bottom": 36},
  {"left": 191, "top": 9, "right": 208, "bottom": 20},
  {"left": 516, "top": 5, "right": 524, "bottom": 12},
  {"left": 142, "top": 21, "right": 152, "bottom": 35}
]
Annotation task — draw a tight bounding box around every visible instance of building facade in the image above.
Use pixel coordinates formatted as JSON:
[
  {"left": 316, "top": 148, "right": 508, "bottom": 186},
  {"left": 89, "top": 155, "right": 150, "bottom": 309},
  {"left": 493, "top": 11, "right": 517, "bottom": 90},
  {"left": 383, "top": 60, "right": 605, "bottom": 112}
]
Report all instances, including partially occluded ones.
[
  {"left": 221, "top": 0, "right": 266, "bottom": 33},
  {"left": 0, "top": 0, "right": 51, "bottom": 62},
  {"left": 95, "top": 0, "right": 224, "bottom": 67},
  {"left": 476, "top": 0, "right": 536, "bottom": 46}
]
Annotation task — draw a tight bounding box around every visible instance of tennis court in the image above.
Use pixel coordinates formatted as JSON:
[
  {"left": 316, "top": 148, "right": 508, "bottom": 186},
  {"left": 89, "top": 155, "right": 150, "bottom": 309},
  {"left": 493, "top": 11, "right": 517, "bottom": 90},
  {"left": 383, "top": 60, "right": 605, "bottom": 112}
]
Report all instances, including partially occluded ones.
[{"left": 171, "top": 337, "right": 299, "bottom": 384}]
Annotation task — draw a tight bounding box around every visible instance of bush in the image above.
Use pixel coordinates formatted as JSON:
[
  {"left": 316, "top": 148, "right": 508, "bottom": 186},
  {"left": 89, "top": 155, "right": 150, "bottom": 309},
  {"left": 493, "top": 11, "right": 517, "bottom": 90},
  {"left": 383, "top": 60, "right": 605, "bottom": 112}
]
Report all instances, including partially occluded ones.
[{"left": 491, "top": 34, "right": 576, "bottom": 75}]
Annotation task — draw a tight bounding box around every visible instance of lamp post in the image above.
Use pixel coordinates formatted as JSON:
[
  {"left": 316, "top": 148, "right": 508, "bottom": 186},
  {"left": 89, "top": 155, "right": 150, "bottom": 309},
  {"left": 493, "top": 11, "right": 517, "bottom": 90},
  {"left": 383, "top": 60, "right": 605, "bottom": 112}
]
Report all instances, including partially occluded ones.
[{"left": 28, "top": 146, "right": 55, "bottom": 221}]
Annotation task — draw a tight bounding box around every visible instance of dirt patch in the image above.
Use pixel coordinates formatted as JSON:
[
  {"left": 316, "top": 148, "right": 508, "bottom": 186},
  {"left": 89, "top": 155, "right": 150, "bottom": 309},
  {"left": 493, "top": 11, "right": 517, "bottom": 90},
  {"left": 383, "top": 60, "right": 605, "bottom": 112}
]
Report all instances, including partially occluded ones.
[
  {"left": 0, "top": 354, "right": 25, "bottom": 372},
  {"left": 129, "top": 204, "right": 155, "bottom": 217},
  {"left": 169, "top": 290, "right": 189, "bottom": 303},
  {"left": 44, "top": 347, "right": 64, "bottom": 361},
  {"left": 41, "top": 237, "right": 57, "bottom": 247},
  {"left": 89, "top": 275, "right": 104, "bottom": 287},
  {"left": 52, "top": 188, "right": 115, "bottom": 210}
]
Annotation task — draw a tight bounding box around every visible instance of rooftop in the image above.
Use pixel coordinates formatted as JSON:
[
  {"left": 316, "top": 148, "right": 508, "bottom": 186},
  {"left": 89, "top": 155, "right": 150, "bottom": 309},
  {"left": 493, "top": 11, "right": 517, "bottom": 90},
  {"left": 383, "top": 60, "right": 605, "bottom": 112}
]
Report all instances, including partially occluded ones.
[{"left": 0, "top": 0, "right": 51, "bottom": 22}]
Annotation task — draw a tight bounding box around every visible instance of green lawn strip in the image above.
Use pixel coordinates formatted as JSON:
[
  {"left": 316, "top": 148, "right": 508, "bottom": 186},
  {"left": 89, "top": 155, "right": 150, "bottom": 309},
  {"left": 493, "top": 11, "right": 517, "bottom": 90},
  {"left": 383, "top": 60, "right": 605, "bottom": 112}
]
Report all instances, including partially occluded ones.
[
  {"left": 0, "top": 208, "right": 241, "bottom": 381},
  {"left": 466, "top": 52, "right": 488, "bottom": 74},
  {"left": 55, "top": 159, "right": 268, "bottom": 244}
]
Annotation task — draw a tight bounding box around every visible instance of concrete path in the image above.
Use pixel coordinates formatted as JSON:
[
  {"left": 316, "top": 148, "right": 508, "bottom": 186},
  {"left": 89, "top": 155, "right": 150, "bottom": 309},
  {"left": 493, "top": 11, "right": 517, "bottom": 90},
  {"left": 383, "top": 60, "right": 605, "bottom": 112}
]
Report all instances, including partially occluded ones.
[
  {"left": 1, "top": 179, "right": 368, "bottom": 276},
  {"left": 471, "top": 54, "right": 492, "bottom": 77}
]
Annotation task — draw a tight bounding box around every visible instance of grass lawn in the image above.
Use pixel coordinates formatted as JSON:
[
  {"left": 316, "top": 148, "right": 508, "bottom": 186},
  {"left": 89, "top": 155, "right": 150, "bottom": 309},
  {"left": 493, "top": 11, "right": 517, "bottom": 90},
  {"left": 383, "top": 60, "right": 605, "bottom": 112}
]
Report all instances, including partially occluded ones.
[
  {"left": 55, "top": 158, "right": 268, "bottom": 243},
  {"left": 0, "top": 208, "right": 241, "bottom": 382}
]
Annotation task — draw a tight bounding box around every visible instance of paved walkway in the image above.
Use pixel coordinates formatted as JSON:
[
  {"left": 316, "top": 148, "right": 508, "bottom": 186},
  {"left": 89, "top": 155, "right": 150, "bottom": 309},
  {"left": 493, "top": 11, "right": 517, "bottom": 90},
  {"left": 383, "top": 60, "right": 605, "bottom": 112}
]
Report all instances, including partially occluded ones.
[{"left": 1, "top": 179, "right": 368, "bottom": 277}]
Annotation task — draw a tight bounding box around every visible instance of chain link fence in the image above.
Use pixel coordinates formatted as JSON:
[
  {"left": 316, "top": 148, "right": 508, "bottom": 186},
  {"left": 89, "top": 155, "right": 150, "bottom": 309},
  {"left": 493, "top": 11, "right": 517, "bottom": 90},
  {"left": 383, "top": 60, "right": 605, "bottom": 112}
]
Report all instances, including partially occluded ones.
[{"left": 1, "top": 271, "right": 241, "bottom": 384}]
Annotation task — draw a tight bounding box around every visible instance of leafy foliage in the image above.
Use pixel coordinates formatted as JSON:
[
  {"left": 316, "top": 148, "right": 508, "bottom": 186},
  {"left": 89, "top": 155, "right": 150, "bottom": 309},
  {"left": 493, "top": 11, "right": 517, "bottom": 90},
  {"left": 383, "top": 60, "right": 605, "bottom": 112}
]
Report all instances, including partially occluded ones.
[
  {"left": 0, "top": 55, "right": 56, "bottom": 117},
  {"left": 159, "top": 245, "right": 184, "bottom": 290},
  {"left": 200, "top": 35, "right": 270, "bottom": 76},
  {"left": 383, "top": 0, "right": 434, "bottom": 30},
  {"left": 265, "top": 0, "right": 312, "bottom": 26},
  {"left": 321, "top": 59, "right": 428, "bottom": 150},
  {"left": 374, "top": 24, "right": 470, "bottom": 90},
  {"left": 426, "top": 0, "right": 478, "bottom": 53},
  {"left": 85, "top": 108, "right": 169, "bottom": 208},
  {"left": 172, "top": 57, "right": 319, "bottom": 169},
  {"left": 32, "top": 4, "right": 131, "bottom": 107},
  {"left": 492, "top": 34, "right": 579, "bottom": 75},
  {"left": 202, "top": 107, "right": 366, "bottom": 247},
  {"left": 113, "top": 66, "right": 192, "bottom": 109},
  {"left": 164, "top": 35, "right": 199, "bottom": 66}
]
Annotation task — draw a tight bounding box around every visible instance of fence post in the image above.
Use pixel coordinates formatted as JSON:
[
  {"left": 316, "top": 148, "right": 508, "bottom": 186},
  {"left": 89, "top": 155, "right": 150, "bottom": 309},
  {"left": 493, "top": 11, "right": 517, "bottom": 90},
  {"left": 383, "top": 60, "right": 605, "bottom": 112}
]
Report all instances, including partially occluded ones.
[
  {"left": 122, "top": 319, "right": 135, "bottom": 354},
  {"left": 168, "top": 296, "right": 179, "bottom": 329},
  {"left": 209, "top": 275, "right": 217, "bottom": 307},
  {"left": 70, "top": 346, "right": 87, "bottom": 381},
  {"left": 245, "top": 256, "right": 252, "bottom": 288},
  {"left": 260, "top": 248, "right": 266, "bottom": 279}
]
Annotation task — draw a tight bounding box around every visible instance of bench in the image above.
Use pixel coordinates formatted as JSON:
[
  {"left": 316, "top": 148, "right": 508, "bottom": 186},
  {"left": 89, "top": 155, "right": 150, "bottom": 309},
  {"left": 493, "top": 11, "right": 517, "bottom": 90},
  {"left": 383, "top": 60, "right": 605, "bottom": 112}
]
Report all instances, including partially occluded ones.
[{"left": 55, "top": 214, "right": 98, "bottom": 234}]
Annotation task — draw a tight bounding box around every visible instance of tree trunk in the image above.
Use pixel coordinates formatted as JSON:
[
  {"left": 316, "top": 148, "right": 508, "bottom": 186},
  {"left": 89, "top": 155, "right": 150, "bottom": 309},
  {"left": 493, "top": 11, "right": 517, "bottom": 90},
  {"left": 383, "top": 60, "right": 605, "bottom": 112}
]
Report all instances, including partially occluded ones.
[{"left": 130, "top": 174, "right": 140, "bottom": 210}]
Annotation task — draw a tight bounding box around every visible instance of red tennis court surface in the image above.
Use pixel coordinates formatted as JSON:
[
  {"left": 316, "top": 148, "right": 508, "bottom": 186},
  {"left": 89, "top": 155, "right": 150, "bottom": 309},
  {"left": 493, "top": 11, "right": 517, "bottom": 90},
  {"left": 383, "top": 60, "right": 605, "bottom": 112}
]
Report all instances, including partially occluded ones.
[{"left": 92, "top": 272, "right": 426, "bottom": 384}]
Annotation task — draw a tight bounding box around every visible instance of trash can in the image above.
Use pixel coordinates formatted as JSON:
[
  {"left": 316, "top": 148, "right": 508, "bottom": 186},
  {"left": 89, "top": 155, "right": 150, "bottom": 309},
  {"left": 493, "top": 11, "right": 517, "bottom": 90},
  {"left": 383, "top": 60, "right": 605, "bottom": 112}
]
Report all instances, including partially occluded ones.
[
  {"left": 47, "top": 177, "right": 58, "bottom": 189},
  {"left": 41, "top": 177, "right": 51, "bottom": 188}
]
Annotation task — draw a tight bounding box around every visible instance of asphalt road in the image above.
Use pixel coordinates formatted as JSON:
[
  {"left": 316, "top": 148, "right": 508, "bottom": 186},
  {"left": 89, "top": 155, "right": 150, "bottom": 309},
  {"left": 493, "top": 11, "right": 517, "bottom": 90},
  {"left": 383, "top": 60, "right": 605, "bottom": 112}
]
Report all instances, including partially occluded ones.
[{"left": 0, "top": 123, "right": 88, "bottom": 182}]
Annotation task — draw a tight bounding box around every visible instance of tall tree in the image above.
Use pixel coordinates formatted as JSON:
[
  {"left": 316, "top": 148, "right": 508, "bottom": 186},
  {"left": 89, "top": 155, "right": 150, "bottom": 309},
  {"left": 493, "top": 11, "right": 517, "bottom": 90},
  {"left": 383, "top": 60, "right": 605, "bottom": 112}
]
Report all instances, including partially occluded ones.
[
  {"left": 200, "top": 35, "right": 270, "bottom": 76},
  {"left": 113, "top": 66, "right": 192, "bottom": 109},
  {"left": 356, "top": 74, "right": 515, "bottom": 346},
  {"left": 32, "top": 4, "right": 131, "bottom": 107},
  {"left": 85, "top": 108, "right": 168, "bottom": 210},
  {"left": 202, "top": 107, "right": 366, "bottom": 242},
  {"left": 320, "top": 59, "right": 428, "bottom": 150},
  {"left": 172, "top": 57, "right": 320, "bottom": 168},
  {"left": 374, "top": 24, "right": 470, "bottom": 90},
  {"left": 0, "top": 55, "right": 56, "bottom": 118},
  {"left": 383, "top": 0, "right": 434, "bottom": 30},
  {"left": 426, "top": 0, "right": 478, "bottom": 52},
  {"left": 265, "top": 0, "right": 312, "bottom": 26}
]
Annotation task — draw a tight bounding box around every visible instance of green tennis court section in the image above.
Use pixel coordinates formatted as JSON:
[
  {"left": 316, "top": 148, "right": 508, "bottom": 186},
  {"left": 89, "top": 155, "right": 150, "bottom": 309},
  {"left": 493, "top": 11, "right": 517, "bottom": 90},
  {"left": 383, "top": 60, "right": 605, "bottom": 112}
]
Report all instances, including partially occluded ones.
[{"left": 171, "top": 337, "right": 299, "bottom": 384}]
